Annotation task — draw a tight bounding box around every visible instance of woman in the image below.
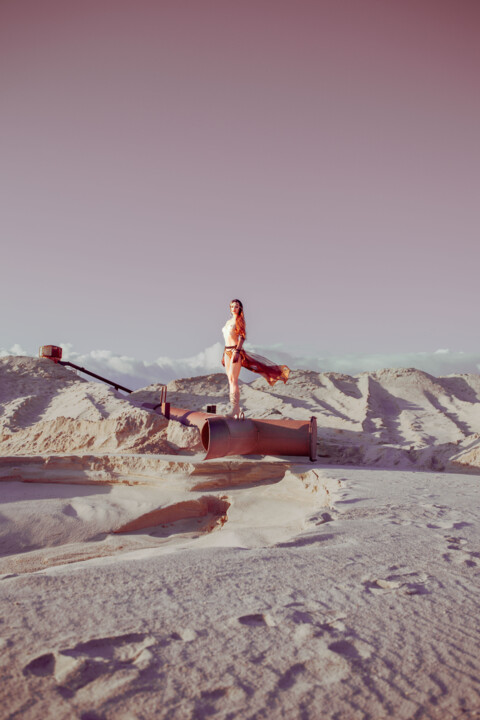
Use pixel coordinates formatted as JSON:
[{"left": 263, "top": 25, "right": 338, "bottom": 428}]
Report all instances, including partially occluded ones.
[{"left": 222, "top": 299, "right": 290, "bottom": 417}]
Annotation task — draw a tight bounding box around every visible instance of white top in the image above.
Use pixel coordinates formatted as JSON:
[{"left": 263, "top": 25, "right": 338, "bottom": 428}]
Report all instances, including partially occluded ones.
[{"left": 222, "top": 317, "right": 236, "bottom": 344}]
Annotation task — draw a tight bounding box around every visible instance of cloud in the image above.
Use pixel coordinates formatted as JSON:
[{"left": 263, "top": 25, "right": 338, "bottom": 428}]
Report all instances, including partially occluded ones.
[
  {"left": 0, "top": 343, "right": 29, "bottom": 358},
  {"left": 48, "top": 343, "right": 224, "bottom": 390},
  {"left": 262, "top": 346, "right": 480, "bottom": 379},
  {"left": 2, "top": 342, "right": 480, "bottom": 390}
]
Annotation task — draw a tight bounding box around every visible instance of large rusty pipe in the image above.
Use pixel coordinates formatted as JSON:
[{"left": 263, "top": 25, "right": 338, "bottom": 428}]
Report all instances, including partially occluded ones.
[
  {"left": 142, "top": 403, "right": 317, "bottom": 461},
  {"left": 202, "top": 416, "right": 317, "bottom": 461}
]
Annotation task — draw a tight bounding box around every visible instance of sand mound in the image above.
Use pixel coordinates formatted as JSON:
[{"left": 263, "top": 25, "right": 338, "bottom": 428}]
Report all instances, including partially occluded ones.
[
  {"left": 131, "top": 367, "right": 480, "bottom": 470},
  {"left": 0, "top": 357, "right": 174, "bottom": 455},
  {"left": 129, "top": 373, "right": 230, "bottom": 412},
  {"left": 3, "top": 358, "right": 480, "bottom": 470},
  {"left": 4, "top": 357, "right": 480, "bottom": 472},
  {"left": 242, "top": 366, "right": 480, "bottom": 471}
]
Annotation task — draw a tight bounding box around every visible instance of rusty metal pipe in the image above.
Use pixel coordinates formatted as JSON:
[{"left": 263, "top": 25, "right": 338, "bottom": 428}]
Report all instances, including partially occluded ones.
[
  {"left": 203, "top": 416, "right": 317, "bottom": 461},
  {"left": 143, "top": 403, "right": 317, "bottom": 461},
  {"left": 163, "top": 406, "right": 214, "bottom": 432},
  {"left": 60, "top": 360, "right": 133, "bottom": 394},
  {"left": 39, "top": 345, "right": 134, "bottom": 393},
  {"left": 141, "top": 404, "right": 214, "bottom": 432}
]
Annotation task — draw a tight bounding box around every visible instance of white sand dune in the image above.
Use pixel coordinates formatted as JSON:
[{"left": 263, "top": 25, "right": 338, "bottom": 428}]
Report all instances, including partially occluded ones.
[{"left": 1, "top": 356, "right": 480, "bottom": 719}]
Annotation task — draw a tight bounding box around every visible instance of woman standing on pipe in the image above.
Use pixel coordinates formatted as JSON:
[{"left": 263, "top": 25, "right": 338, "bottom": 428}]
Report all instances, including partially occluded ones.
[{"left": 222, "top": 299, "right": 290, "bottom": 417}]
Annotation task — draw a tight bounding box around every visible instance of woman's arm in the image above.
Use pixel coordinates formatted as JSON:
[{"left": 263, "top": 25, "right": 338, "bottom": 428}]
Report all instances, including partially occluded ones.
[
  {"left": 232, "top": 315, "right": 246, "bottom": 363},
  {"left": 233, "top": 336, "right": 244, "bottom": 363}
]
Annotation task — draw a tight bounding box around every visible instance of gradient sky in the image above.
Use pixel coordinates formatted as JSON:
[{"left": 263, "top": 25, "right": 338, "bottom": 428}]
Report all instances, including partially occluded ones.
[{"left": 1, "top": 0, "right": 479, "bottom": 367}]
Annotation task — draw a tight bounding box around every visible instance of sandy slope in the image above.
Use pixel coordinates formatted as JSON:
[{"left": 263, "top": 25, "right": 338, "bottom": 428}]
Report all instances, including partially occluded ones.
[{"left": 1, "top": 356, "right": 480, "bottom": 719}]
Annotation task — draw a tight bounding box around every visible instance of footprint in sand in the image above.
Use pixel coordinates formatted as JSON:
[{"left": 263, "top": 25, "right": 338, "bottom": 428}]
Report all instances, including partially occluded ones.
[
  {"left": 288, "top": 608, "right": 315, "bottom": 625},
  {"left": 327, "top": 636, "right": 373, "bottom": 663},
  {"left": 23, "top": 632, "right": 157, "bottom": 695},
  {"left": 268, "top": 602, "right": 373, "bottom": 674},
  {"left": 277, "top": 662, "right": 307, "bottom": 691},
  {"left": 23, "top": 652, "right": 56, "bottom": 677},
  {"left": 327, "top": 639, "right": 363, "bottom": 661},
  {"left": 363, "top": 571, "right": 429, "bottom": 596},
  {"left": 277, "top": 602, "right": 348, "bottom": 643},
  {"left": 442, "top": 536, "right": 479, "bottom": 567},
  {"left": 237, "top": 612, "right": 276, "bottom": 628}
]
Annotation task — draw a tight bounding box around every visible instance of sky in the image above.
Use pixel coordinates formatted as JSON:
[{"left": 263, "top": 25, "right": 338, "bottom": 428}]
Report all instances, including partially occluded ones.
[{"left": 1, "top": 0, "right": 479, "bottom": 384}]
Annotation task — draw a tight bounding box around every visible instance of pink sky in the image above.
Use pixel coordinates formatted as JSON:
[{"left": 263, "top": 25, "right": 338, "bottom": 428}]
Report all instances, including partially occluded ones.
[{"left": 1, "top": 0, "right": 479, "bottom": 367}]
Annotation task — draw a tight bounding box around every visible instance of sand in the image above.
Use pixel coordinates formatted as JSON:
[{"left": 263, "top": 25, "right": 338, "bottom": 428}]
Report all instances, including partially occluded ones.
[{"left": 1, "top": 356, "right": 480, "bottom": 719}]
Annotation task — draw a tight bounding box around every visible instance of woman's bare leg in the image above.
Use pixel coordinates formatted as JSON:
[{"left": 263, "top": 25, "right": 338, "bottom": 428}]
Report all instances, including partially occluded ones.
[{"left": 224, "top": 353, "right": 242, "bottom": 415}]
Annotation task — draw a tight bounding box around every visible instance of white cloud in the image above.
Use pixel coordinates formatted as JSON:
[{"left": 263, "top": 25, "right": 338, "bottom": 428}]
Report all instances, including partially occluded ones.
[
  {"left": 58, "top": 343, "right": 227, "bottom": 389},
  {"left": 0, "top": 343, "right": 29, "bottom": 358},
  {"left": 2, "top": 343, "right": 480, "bottom": 390},
  {"left": 271, "top": 347, "right": 480, "bottom": 379}
]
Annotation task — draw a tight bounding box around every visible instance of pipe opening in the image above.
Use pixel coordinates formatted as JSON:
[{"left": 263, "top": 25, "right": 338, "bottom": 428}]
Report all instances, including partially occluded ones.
[{"left": 201, "top": 421, "right": 210, "bottom": 452}]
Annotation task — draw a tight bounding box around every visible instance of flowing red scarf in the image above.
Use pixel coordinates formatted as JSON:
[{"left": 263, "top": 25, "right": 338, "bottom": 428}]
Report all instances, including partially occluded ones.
[
  {"left": 239, "top": 349, "right": 290, "bottom": 386},
  {"left": 230, "top": 311, "right": 290, "bottom": 386}
]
